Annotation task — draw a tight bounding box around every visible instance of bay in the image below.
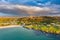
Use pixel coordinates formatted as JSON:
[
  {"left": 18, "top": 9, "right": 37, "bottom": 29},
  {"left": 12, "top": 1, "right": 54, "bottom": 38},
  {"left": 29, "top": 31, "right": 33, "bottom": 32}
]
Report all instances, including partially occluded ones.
[{"left": 0, "top": 26, "right": 60, "bottom": 40}]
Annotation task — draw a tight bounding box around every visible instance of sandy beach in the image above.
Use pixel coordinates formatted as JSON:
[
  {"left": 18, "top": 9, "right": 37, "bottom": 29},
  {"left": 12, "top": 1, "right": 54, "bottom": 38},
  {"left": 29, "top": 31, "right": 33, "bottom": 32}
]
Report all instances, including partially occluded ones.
[{"left": 0, "top": 25, "right": 20, "bottom": 29}]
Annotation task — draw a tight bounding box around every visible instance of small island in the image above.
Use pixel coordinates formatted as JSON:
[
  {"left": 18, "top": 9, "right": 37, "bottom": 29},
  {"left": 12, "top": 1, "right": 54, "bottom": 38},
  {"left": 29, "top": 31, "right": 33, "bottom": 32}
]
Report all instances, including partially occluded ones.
[{"left": 0, "top": 16, "right": 60, "bottom": 34}]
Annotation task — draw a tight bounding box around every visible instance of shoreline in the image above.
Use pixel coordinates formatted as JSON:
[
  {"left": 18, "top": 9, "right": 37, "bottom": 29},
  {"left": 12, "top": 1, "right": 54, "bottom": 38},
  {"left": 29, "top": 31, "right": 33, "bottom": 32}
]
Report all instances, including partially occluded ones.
[
  {"left": 0, "top": 25, "right": 21, "bottom": 29},
  {"left": 24, "top": 25, "right": 60, "bottom": 35}
]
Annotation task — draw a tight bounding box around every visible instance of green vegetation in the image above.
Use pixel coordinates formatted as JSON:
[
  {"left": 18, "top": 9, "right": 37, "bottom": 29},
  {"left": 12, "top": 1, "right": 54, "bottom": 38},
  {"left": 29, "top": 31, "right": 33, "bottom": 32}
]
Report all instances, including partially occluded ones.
[
  {"left": 21, "top": 16, "right": 60, "bottom": 34},
  {"left": 0, "top": 16, "right": 60, "bottom": 34},
  {"left": 0, "top": 17, "right": 20, "bottom": 26}
]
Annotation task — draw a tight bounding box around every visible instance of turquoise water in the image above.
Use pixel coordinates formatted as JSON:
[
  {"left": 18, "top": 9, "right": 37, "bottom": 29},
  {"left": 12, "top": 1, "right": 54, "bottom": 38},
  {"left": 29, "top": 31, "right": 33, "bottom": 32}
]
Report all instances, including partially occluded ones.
[{"left": 0, "top": 26, "right": 60, "bottom": 40}]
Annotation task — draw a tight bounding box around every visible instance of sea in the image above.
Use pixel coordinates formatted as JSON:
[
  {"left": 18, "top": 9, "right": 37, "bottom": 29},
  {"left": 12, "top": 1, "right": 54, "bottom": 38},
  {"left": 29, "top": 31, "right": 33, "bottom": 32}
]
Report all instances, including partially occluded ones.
[{"left": 0, "top": 26, "right": 60, "bottom": 40}]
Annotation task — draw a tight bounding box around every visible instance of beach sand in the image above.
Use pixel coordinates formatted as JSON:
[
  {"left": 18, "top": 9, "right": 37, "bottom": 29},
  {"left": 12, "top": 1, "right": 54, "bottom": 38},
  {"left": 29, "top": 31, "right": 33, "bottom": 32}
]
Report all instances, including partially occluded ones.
[{"left": 0, "top": 25, "right": 20, "bottom": 29}]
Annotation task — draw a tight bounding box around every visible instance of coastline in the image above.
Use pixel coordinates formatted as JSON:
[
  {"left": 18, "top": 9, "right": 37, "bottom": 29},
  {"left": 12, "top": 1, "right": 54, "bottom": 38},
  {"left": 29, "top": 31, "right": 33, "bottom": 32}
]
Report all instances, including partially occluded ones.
[
  {"left": 24, "top": 25, "right": 60, "bottom": 35},
  {"left": 0, "top": 25, "right": 20, "bottom": 29}
]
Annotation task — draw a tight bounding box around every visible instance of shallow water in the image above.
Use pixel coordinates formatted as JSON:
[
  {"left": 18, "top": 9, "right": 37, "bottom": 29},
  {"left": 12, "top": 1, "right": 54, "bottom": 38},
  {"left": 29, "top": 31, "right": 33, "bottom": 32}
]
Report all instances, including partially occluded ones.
[{"left": 0, "top": 27, "right": 60, "bottom": 40}]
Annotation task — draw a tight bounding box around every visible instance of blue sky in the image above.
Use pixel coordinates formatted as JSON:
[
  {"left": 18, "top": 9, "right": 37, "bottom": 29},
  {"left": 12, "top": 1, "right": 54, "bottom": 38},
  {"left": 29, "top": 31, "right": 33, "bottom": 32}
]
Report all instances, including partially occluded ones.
[
  {"left": 0, "top": 0, "right": 59, "bottom": 5},
  {"left": 0, "top": 0, "right": 60, "bottom": 5},
  {"left": 0, "top": 0, "right": 60, "bottom": 16}
]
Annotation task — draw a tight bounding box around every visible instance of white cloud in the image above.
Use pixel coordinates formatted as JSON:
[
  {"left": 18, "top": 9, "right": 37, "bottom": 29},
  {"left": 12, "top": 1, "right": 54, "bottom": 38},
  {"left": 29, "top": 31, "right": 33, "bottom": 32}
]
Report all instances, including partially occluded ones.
[{"left": 0, "top": 4, "right": 60, "bottom": 16}]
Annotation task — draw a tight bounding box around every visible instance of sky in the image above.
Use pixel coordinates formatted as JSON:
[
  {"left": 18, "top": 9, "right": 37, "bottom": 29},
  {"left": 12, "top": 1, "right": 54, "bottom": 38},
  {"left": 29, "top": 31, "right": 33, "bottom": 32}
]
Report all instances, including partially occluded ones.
[{"left": 0, "top": 0, "right": 60, "bottom": 16}]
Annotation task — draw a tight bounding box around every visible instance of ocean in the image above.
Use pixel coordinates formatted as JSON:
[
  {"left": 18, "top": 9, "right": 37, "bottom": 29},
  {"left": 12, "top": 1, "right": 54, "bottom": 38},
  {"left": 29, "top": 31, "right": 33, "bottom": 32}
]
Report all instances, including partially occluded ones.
[{"left": 0, "top": 26, "right": 60, "bottom": 40}]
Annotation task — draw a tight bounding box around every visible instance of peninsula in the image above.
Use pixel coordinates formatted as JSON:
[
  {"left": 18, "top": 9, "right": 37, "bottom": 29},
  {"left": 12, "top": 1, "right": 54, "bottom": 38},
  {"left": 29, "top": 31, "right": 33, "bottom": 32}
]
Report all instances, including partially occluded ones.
[{"left": 0, "top": 16, "right": 60, "bottom": 34}]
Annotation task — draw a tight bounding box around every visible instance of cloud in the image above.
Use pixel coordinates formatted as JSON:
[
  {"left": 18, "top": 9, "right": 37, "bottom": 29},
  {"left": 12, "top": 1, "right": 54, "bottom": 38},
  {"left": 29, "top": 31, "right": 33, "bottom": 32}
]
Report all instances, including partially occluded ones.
[
  {"left": 0, "top": 4, "right": 60, "bottom": 16},
  {"left": 0, "top": 0, "right": 59, "bottom": 16}
]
